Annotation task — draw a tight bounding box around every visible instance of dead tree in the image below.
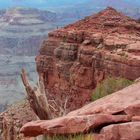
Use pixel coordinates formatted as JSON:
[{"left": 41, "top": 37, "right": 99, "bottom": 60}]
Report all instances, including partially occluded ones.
[{"left": 21, "top": 69, "right": 52, "bottom": 120}]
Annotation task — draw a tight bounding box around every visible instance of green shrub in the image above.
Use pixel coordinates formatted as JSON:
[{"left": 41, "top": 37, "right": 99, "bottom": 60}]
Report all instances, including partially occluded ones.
[{"left": 92, "top": 77, "right": 133, "bottom": 101}]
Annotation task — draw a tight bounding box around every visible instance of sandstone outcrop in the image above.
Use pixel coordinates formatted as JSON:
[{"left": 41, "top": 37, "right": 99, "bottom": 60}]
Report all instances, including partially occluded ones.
[
  {"left": 36, "top": 7, "right": 140, "bottom": 112},
  {"left": 21, "top": 115, "right": 131, "bottom": 137},
  {"left": 21, "top": 81, "right": 140, "bottom": 139},
  {"left": 96, "top": 122, "right": 140, "bottom": 140}
]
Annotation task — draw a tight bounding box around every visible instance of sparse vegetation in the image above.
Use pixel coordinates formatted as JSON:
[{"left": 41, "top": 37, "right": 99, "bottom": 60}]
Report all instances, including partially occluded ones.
[
  {"left": 43, "top": 134, "right": 93, "bottom": 140},
  {"left": 92, "top": 77, "right": 133, "bottom": 101}
]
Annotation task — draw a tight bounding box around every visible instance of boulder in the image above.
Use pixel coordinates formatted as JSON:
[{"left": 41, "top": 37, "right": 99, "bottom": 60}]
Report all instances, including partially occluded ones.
[
  {"left": 20, "top": 114, "right": 130, "bottom": 137},
  {"left": 98, "top": 122, "right": 140, "bottom": 140}
]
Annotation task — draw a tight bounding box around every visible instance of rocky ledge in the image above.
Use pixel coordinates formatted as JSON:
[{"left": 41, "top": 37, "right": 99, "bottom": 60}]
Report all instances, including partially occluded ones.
[
  {"left": 36, "top": 7, "right": 140, "bottom": 112},
  {"left": 21, "top": 81, "right": 140, "bottom": 140}
]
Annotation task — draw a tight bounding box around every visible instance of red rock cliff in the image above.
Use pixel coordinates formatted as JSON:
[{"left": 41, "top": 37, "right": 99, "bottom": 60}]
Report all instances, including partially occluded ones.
[{"left": 36, "top": 7, "right": 140, "bottom": 112}]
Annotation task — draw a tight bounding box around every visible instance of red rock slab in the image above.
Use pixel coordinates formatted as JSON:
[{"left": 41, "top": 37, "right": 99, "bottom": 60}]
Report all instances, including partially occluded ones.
[
  {"left": 99, "top": 122, "right": 140, "bottom": 140},
  {"left": 68, "top": 82, "right": 140, "bottom": 116},
  {"left": 132, "top": 116, "right": 140, "bottom": 122},
  {"left": 20, "top": 114, "right": 130, "bottom": 137},
  {"left": 125, "top": 103, "right": 140, "bottom": 116}
]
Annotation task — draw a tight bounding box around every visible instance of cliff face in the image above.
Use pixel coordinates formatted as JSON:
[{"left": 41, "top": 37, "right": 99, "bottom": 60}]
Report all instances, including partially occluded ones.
[{"left": 36, "top": 7, "right": 140, "bottom": 112}]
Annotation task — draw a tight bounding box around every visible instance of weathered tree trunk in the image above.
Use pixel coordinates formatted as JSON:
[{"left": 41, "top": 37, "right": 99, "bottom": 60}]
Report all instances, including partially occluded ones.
[{"left": 21, "top": 69, "right": 52, "bottom": 120}]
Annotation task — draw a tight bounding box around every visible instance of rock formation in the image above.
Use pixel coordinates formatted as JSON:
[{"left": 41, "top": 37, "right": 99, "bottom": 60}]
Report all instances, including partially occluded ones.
[
  {"left": 1, "top": 7, "right": 140, "bottom": 140},
  {"left": 36, "top": 7, "right": 140, "bottom": 112},
  {"left": 21, "top": 81, "right": 140, "bottom": 140},
  {"left": 0, "top": 101, "right": 36, "bottom": 140}
]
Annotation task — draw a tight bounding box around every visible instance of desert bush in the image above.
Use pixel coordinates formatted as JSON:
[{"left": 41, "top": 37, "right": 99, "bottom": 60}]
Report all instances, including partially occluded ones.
[{"left": 92, "top": 77, "right": 133, "bottom": 101}]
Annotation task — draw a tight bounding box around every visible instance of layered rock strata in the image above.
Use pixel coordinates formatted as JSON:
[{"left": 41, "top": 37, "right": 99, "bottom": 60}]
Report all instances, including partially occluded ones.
[{"left": 36, "top": 7, "right": 140, "bottom": 112}]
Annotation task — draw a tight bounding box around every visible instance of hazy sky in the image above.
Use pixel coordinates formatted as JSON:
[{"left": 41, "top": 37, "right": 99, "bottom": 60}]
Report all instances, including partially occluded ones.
[
  {"left": 0, "top": 0, "right": 139, "bottom": 9},
  {"left": 0, "top": 0, "right": 87, "bottom": 9}
]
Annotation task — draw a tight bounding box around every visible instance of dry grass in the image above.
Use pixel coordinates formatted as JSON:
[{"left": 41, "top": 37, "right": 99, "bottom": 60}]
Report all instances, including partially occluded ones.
[
  {"left": 92, "top": 77, "right": 133, "bottom": 101},
  {"left": 43, "top": 134, "right": 93, "bottom": 140}
]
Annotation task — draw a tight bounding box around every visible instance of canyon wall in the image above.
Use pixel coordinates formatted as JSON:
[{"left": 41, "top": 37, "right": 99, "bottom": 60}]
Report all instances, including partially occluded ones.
[{"left": 36, "top": 7, "right": 140, "bottom": 112}]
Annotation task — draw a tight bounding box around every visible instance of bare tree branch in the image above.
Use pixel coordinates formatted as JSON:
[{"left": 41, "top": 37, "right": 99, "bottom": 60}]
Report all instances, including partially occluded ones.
[{"left": 21, "top": 69, "right": 52, "bottom": 120}]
